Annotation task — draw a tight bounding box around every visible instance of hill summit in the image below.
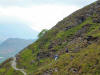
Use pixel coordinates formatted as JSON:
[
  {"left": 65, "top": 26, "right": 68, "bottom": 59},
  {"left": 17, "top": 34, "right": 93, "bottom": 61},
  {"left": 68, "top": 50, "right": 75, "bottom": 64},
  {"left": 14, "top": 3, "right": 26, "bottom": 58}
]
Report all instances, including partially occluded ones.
[{"left": 0, "top": 0, "right": 100, "bottom": 75}]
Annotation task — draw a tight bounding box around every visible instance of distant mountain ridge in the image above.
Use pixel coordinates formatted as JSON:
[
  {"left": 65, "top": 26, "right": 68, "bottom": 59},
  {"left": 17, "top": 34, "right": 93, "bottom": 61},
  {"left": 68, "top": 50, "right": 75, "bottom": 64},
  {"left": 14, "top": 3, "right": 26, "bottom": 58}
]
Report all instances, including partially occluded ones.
[
  {"left": 0, "top": 38, "right": 34, "bottom": 51},
  {"left": 0, "top": 42, "right": 1, "bottom": 44},
  {"left": 0, "top": 38, "right": 36, "bottom": 63},
  {"left": 0, "top": 40, "right": 3, "bottom": 45}
]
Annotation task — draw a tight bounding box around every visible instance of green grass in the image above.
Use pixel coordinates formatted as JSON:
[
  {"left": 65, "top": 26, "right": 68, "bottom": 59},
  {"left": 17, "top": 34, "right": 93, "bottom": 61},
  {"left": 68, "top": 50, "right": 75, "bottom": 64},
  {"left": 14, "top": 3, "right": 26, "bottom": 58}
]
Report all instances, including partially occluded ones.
[
  {"left": 0, "top": 60, "right": 23, "bottom": 75},
  {"left": 33, "top": 41, "right": 100, "bottom": 75}
]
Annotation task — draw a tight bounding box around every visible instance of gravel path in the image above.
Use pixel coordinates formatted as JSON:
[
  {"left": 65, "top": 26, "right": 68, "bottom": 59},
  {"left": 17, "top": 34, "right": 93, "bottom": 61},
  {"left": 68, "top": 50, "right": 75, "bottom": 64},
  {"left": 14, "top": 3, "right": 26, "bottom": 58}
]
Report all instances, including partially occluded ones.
[{"left": 11, "top": 57, "right": 27, "bottom": 75}]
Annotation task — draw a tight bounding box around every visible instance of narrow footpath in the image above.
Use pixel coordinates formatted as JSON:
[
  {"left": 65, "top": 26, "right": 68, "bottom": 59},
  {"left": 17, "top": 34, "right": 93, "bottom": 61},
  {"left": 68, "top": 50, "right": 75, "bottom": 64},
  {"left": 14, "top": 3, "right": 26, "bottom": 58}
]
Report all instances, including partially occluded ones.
[{"left": 11, "top": 57, "right": 27, "bottom": 75}]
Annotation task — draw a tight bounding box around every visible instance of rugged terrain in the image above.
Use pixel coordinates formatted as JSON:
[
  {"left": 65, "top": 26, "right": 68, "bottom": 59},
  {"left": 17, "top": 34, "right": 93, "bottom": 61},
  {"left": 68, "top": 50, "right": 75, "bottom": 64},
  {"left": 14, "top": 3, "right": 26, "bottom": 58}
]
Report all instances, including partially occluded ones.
[{"left": 0, "top": 0, "right": 100, "bottom": 75}]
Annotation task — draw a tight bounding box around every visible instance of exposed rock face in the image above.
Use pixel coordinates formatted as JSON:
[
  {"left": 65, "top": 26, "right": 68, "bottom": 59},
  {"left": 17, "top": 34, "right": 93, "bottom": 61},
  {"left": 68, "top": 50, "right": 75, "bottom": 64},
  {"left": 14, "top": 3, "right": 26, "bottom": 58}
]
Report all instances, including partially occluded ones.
[
  {"left": 86, "top": 36, "right": 98, "bottom": 41},
  {"left": 64, "top": 26, "right": 73, "bottom": 31},
  {"left": 37, "top": 52, "right": 50, "bottom": 59},
  {"left": 75, "top": 24, "right": 92, "bottom": 37}
]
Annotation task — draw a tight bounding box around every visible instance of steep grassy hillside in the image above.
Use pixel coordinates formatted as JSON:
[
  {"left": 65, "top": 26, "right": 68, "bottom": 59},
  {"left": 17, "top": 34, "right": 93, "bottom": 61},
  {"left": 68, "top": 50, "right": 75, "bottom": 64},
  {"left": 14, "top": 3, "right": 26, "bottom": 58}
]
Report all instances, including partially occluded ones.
[{"left": 0, "top": 0, "right": 100, "bottom": 75}]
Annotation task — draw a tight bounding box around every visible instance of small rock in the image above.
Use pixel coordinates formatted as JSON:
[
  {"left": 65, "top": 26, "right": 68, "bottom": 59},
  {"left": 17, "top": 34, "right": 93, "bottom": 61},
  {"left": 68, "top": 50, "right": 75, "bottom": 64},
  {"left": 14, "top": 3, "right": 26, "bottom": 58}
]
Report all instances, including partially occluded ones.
[{"left": 54, "top": 68, "right": 58, "bottom": 72}]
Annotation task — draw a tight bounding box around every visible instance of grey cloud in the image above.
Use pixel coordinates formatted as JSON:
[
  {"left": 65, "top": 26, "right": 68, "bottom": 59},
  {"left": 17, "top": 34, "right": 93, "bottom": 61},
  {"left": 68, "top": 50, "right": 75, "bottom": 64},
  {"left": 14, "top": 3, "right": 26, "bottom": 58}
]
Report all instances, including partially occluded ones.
[{"left": 0, "top": 0, "right": 97, "bottom": 7}]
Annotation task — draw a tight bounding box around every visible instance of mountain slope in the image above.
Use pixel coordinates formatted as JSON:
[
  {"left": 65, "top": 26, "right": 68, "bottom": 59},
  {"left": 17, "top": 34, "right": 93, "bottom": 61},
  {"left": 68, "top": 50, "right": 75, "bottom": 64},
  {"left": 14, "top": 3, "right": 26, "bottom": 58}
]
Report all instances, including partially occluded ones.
[
  {"left": 0, "top": 0, "right": 100, "bottom": 75},
  {"left": 0, "top": 38, "right": 36, "bottom": 63}
]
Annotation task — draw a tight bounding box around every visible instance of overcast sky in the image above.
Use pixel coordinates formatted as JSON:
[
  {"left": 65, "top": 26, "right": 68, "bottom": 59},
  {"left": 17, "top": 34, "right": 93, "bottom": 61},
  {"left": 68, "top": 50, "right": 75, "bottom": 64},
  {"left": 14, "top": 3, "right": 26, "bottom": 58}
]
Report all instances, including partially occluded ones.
[
  {"left": 0, "top": 0, "right": 97, "bottom": 40},
  {"left": 0, "top": 0, "right": 96, "bottom": 31}
]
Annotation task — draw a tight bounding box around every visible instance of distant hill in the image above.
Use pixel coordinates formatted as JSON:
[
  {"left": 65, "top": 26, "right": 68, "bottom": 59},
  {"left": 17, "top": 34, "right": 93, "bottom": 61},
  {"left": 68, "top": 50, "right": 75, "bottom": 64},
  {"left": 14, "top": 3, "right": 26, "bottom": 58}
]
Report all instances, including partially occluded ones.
[
  {"left": 0, "top": 41, "right": 2, "bottom": 44},
  {"left": 0, "top": 39, "right": 3, "bottom": 44},
  {"left": 0, "top": 38, "right": 36, "bottom": 63}
]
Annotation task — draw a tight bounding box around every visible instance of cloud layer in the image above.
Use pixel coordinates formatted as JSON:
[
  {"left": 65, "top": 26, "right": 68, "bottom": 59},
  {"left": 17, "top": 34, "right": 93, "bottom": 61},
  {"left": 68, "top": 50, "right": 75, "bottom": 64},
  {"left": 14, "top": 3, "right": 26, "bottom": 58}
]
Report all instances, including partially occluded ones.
[
  {"left": 0, "top": 4, "right": 80, "bottom": 31},
  {"left": 0, "top": 0, "right": 96, "bottom": 7}
]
